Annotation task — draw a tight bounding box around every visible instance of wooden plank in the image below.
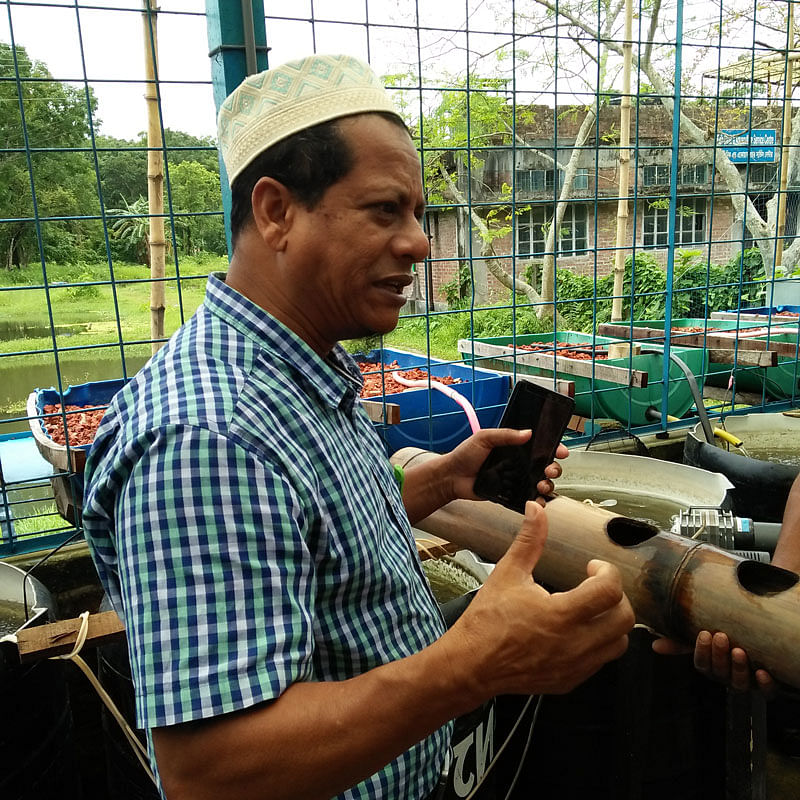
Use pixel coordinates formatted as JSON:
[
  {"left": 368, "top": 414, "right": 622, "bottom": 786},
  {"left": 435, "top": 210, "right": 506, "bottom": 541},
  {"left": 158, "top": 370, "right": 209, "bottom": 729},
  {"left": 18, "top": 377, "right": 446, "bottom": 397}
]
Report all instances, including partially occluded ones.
[
  {"left": 711, "top": 310, "right": 800, "bottom": 323},
  {"left": 708, "top": 349, "right": 777, "bottom": 367},
  {"left": 654, "top": 331, "right": 782, "bottom": 353},
  {"left": 700, "top": 333, "right": 799, "bottom": 357},
  {"left": 597, "top": 323, "right": 664, "bottom": 340},
  {"left": 415, "top": 534, "right": 460, "bottom": 561},
  {"left": 458, "top": 339, "right": 649, "bottom": 388},
  {"left": 514, "top": 374, "right": 575, "bottom": 398},
  {"left": 16, "top": 610, "right": 126, "bottom": 663},
  {"left": 598, "top": 323, "right": 800, "bottom": 356},
  {"left": 360, "top": 400, "right": 401, "bottom": 425}
]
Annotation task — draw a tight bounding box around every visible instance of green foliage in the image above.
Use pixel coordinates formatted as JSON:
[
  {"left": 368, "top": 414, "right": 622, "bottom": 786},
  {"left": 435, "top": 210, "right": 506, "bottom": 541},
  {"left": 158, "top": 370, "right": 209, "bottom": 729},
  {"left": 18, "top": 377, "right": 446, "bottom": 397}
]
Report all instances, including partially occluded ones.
[
  {"left": 64, "top": 271, "right": 101, "bottom": 301},
  {"left": 168, "top": 161, "right": 226, "bottom": 256},
  {"left": 672, "top": 248, "right": 765, "bottom": 317},
  {"left": 440, "top": 263, "right": 473, "bottom": 308},
  {"left": 1, "top": 46, "right": 226, "bottom": 270},
  {"left": 402, "top": 75, "right": 519, "bottom": 207},
  {"left": 107, "top": 196, "right": 151, "bottom": 265},
  {"left": 551, "top": 248, "right": 766, "bottom": 332},
  {"left": 0, "top": 43, "right": 100, "bottom": 268}
]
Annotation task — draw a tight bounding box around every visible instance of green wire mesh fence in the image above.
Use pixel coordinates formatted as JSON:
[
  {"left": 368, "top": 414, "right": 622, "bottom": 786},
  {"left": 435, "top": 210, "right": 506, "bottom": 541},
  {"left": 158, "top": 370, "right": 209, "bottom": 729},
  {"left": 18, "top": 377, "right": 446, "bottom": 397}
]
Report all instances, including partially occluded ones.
[{"left": 1, "top": 0, "right": 800, "bottom": 553}]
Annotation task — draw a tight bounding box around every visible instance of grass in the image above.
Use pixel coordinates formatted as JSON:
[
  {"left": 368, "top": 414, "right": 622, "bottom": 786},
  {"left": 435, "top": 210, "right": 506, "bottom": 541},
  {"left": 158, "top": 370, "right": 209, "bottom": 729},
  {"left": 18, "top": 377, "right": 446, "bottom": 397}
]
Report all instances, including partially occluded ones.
[
  {"left": 6, "top": 505, "right": 69, "bottom": 537},
  {"left": 0, "top": 256, "right": 225, "bottom": 363},
  {"left": 2, "top": 261, "right": 554, "bottom": 369}
]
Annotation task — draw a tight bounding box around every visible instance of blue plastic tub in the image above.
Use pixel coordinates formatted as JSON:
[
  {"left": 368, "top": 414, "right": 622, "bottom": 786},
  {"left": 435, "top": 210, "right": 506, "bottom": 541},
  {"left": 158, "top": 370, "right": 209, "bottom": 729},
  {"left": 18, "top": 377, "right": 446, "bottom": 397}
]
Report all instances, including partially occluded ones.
[
  {"left": 27, "top": 379, "right": 127, "bottom": 526},
  {"left": 717, "top": 306, "right": 800, "bottom": 319},
  {"left": 355, "top": 348, "right": 510, "bottom": 455},
  {"left": 30, "top": 378, "right": 127, "bottom": 466}
]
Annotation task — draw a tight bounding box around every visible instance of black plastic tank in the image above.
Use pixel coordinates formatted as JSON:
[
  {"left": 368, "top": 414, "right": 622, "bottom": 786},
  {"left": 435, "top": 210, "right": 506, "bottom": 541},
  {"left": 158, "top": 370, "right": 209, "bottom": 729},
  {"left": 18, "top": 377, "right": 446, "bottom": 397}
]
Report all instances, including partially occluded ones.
[
  {"left": 494, "top": 628, "right": 734, "bottom": 800},
  {"left": 0, "top": 561, "right": 82, "bottom": 800},
  {"left": 684, "top": 413, "right": 800, "bottom": 523},
  {"left": 96, "top": 596, "right": 160, "bottom": 800}
]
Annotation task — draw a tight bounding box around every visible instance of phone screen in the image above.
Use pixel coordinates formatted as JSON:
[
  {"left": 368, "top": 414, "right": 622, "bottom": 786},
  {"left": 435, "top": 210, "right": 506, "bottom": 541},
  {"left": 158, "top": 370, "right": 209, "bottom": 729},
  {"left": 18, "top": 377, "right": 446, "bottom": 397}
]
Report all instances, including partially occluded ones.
[{"left": 473, "top": 381, "right": 575, "bottom": 513}]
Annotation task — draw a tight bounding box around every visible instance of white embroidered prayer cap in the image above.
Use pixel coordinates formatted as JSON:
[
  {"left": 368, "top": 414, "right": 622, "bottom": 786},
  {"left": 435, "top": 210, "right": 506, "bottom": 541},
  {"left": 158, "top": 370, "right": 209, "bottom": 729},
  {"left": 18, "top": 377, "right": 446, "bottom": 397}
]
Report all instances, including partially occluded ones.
[{"left": 217, "top": 54, "right": 400, "bottom": 187}]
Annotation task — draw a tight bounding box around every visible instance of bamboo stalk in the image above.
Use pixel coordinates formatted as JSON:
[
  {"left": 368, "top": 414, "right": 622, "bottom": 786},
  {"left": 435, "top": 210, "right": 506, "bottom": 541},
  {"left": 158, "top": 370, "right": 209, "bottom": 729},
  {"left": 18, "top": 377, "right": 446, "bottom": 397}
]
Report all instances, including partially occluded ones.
[
  {"left": 611, "top": 0, "right": 633, "bottom": 322},
  {"left": 142, "top": 0, "right": 166, "bottom": 355},
  {"left": 775, "top": 3, "right": 795, "bottom": 274},
  {"left": 391, "top": 447, "right": 800, "bottom": 689}
]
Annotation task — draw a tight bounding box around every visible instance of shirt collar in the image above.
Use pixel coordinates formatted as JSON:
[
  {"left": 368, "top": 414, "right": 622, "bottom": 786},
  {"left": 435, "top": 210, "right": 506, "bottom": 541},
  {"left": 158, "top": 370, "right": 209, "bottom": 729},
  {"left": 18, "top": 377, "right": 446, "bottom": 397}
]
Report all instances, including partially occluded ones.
[{"left": 204, "top": 272, "right": 363, "bottom": 412}]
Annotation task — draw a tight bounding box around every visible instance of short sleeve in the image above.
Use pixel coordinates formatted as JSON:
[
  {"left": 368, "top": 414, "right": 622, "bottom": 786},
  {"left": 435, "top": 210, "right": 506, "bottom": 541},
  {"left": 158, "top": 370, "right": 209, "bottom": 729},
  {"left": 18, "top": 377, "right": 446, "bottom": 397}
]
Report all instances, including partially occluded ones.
[{"left": 114, "top": 424, "right": 316, "bottom": 728}]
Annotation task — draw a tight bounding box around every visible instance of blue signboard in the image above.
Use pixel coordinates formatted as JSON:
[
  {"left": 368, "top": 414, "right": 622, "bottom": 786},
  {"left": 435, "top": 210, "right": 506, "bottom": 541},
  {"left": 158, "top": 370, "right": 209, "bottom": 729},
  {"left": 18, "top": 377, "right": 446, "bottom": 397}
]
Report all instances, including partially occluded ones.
[{"left": 718, "top": 129, "right": 776, "bottom": 163}]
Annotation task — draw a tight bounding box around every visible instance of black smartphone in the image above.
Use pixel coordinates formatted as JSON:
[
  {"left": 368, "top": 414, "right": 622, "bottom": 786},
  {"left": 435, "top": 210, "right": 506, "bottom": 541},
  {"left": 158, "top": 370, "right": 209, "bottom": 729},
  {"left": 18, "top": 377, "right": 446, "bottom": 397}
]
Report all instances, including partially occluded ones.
[{"left": 473, "top": 380, "right": 575, "bottom": 513}]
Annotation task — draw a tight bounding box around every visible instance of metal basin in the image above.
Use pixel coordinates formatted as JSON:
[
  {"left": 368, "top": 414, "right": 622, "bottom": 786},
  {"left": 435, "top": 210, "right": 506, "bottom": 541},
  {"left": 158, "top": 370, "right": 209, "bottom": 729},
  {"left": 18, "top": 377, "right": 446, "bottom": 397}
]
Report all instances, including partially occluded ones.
[{"left": 555, "top": 450, "right": 733, "bottom": 530}]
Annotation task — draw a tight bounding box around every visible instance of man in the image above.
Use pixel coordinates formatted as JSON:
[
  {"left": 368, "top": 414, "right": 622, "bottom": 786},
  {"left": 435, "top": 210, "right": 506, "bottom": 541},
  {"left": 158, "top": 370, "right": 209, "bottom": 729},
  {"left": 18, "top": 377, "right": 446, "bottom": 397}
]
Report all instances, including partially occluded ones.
[{"left": 82, "top": 54, "right": 634, "bottom": 800}]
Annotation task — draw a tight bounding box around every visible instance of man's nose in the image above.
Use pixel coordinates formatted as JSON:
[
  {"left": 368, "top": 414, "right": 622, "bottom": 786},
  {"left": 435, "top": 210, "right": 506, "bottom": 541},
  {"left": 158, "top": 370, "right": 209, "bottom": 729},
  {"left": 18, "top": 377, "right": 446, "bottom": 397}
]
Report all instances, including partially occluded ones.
[{"left": 394, "top": 216, "right": 430, "bottom": 263}]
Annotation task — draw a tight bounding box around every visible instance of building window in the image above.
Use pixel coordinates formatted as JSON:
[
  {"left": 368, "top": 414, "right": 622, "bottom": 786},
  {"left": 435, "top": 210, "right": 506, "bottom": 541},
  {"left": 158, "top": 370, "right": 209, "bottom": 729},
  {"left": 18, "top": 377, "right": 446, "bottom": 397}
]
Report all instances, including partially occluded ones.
[
  {"left": 573, "top": 168, "right": 589, "bottom": 190},
  {"left": 643, "top": 197, "right": 706, "bottom": 248},
  {"left": 748, "top": 163, "right": 778, "bottom": 186},
  {"left": 516, "top": 169, "right": 564, "bottom": 192},
  {"left": 518, "top": 204, "right": 588, "bottom": 256},
  {"left": 644, "top": 164, "right": 709, "bottom": 187},
  {"left": 680, "top": 164, "right": 708, "bottom": 185},
  {"left": 643, "top": 164, "right": 670, "bottom": 186}
]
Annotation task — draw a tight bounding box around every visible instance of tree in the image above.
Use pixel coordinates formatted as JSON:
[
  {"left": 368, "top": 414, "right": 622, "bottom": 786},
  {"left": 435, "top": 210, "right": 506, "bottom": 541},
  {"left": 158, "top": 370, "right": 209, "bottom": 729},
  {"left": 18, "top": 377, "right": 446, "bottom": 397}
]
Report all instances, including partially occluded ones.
[
  {"left": 392, "top": 2, "right": 622, "bottom": 321},
  {"left": 397, "top": 74, "right": 569, "bottom": 315},
  {"left": 526, "top": 0, "right": 800, "bottom": 280},
  {"left": 107, "top": 196, "right": 151, "bottom": 265},
  {"left": 168, "top": 160, "right": 226, "bottom": 255},
  {"left": 0, "top": 43, "right": 100, "bottom": 267}
]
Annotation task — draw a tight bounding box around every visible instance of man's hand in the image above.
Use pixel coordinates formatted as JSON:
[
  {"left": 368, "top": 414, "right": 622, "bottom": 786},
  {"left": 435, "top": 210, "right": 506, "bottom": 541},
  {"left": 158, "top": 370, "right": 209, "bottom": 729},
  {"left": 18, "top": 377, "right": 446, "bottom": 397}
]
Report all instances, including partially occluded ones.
[
  {"left": 445, "top": 427, "right": 569, "bottom": 504},
  {"left": 444, "top": 501, "right": 634, "bottom": 700},
  {"left": 653, "top": 631, "right": 777, "bottom": 696}
]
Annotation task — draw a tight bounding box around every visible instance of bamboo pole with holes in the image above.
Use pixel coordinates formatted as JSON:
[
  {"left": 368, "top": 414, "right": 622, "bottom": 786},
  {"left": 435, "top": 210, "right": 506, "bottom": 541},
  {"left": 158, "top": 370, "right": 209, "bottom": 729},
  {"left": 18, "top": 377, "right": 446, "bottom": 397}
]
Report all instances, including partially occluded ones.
[
  {"left": 611, "top": 0, "right": 633, "bottom": 322},
  {"left": 390, "top": 447, "right": 800, "bottom": 689},
  {"left": 142, "top": 0, "right": 166, "bottom": 355}
]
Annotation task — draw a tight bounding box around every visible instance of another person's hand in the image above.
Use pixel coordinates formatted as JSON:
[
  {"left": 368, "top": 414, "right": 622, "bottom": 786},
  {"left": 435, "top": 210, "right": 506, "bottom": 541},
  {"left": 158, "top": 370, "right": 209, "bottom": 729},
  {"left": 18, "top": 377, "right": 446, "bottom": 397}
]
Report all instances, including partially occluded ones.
[
  {"left": 445, "top": 427, "right": 569, "bottom": 504},
  {"left": 446, "top": 501, "right": 634, "bottom": 698},
  {"left": 653, "top": 631, "right": 777, "bottom": 696}
]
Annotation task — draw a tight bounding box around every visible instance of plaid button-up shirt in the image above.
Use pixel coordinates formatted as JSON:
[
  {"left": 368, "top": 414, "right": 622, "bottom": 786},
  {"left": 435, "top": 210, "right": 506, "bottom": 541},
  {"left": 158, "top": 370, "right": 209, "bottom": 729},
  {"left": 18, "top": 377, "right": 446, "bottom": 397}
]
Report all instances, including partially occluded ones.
[{"left": 83, "top": 273, "right": 449, "bottom": 799}]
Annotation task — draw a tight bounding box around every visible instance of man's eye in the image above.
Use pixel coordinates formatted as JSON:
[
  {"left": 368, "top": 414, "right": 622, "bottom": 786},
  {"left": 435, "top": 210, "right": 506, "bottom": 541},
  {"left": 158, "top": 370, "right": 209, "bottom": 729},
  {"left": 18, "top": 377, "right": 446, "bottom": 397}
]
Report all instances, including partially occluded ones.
[{"left": 376, "top": 202, "right": 398, "bottom": 215}]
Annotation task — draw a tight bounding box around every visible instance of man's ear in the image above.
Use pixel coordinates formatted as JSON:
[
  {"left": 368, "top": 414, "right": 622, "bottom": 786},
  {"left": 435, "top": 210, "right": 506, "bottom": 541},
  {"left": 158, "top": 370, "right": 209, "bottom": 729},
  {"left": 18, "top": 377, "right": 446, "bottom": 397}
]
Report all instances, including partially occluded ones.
[{"left": 251, "top": 177, "right": 296, "bottom": 251}]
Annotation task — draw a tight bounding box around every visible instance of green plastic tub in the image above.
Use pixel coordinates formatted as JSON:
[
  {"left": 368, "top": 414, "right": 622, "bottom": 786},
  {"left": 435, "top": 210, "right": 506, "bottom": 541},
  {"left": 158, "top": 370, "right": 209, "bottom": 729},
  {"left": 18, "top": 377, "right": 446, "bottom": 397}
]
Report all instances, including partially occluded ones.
[
  {"left": 601, "top": 318, "right": 800, "bottom": 400},
  {"left": 458, "top": 331, "right": 706, "bottom": 427},
  {"left": 608, "top": 317, "right": 795, "bottom": 339},
  {"left": 709, "top": 330, "right": 800, "bottom": 399}
]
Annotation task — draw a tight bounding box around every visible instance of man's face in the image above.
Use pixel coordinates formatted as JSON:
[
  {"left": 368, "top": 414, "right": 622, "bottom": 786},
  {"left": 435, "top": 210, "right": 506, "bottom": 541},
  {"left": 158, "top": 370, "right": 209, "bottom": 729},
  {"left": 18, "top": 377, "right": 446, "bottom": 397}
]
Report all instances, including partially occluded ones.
[{"left": 285, "top": 114, "right": 429, "bottom": 351}]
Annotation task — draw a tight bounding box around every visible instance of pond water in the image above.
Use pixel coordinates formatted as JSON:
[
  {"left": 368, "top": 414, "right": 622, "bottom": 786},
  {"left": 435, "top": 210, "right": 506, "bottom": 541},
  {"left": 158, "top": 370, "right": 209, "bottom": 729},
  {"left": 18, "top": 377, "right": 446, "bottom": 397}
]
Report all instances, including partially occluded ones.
[
  {"left": 0, "top": 354, "right": 149, "bottom": 433},
  {"left": 0, "top": 321, "right": 91, "bottom": 340},
  {"left": 726, "top": 446, "right": 800, "bottom": 468}
]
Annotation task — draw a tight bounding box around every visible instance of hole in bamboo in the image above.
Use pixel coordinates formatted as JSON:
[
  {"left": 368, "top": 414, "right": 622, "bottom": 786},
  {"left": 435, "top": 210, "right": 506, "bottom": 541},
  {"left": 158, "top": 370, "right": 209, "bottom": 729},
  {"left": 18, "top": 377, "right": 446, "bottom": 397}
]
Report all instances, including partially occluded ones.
[
  {"left": 737, "top": 561, "right": 799, "bottom": 597},
  {"left": 606, "top": 517, "right": 660, "bottom": 547}
]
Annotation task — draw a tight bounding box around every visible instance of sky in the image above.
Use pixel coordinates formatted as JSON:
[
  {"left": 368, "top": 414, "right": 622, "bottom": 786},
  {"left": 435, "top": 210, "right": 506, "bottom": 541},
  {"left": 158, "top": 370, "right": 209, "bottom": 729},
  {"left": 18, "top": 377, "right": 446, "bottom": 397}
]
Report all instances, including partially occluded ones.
[
  {"left": 0, "top": 0, "right": 793, "bottom": 142},
  {"left": 1, "top": 0, "right": 506, "bottom": 140}
]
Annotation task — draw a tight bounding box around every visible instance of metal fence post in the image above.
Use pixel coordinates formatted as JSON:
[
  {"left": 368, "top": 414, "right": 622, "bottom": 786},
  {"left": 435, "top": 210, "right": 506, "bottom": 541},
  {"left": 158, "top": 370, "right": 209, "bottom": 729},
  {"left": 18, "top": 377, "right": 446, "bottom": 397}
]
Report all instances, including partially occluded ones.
[{"left": 204, "top": 0, "right": 269, "bottom": 258}]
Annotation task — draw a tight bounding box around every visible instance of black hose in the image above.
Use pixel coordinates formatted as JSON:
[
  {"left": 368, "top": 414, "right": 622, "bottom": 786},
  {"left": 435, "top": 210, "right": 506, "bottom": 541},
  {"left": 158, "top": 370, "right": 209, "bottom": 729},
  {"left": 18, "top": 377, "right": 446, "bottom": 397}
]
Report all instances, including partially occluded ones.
[{"left": 641, "top": 349, "right": 716, "bottom": 445}]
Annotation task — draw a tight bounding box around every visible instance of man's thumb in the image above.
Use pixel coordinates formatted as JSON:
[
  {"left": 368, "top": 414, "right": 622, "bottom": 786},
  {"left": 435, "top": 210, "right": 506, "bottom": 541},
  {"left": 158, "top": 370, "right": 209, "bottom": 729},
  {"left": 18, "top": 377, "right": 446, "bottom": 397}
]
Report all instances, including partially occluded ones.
[{"left": 503, "top": 500, "right": 548, "bottom": 575}]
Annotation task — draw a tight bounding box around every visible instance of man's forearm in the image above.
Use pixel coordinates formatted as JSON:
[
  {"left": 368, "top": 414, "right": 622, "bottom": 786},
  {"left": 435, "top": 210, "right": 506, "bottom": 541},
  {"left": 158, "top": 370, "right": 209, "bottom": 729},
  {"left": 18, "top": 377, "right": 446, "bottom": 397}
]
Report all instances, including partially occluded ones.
[
  {"left": 774, "top": 472, "right": 800, "bottom": 572},
  {"left": 152, "top": 632, "right": 477, "bottom": 800},
  {"left": 400, "top": 454, "right": 455, "bottom": 524}
]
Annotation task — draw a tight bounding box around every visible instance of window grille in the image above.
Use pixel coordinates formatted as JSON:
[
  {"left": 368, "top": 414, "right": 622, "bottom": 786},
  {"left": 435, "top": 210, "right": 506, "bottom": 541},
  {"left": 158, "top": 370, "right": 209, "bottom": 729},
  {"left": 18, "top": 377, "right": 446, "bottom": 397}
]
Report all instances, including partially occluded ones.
[
  {"left": 643, "top": 197, "right": 707, "bottom": 248},
  {"left": 518, "top": 204, "right": 589, "bottom": 255}
]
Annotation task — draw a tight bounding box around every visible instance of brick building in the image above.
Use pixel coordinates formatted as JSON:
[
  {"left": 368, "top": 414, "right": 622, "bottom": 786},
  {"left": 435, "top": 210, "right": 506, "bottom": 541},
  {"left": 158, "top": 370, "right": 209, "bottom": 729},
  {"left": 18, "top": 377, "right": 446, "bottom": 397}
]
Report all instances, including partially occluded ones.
[{"left": 418, "top": 101, "right": 791, "bottom": 307}]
